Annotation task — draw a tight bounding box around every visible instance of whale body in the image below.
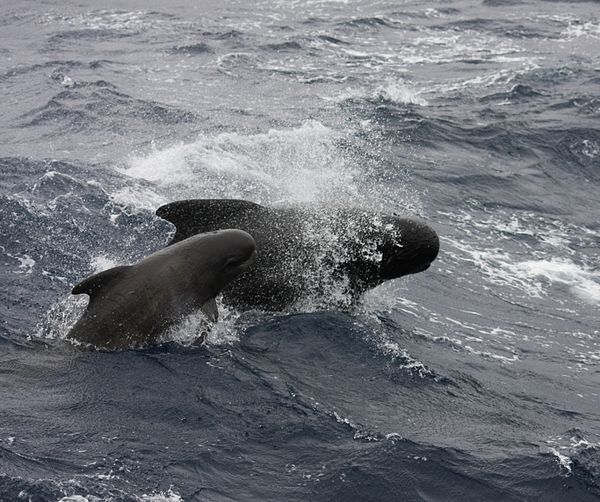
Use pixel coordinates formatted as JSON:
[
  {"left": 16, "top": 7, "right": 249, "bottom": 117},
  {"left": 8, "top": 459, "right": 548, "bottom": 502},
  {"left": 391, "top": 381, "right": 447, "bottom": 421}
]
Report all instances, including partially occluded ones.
[
  {"left": 156, "top": 199, "right": 439, "bottom": 311},
  {"left": 67, "top": 229, "right": 256, "bottom": 349}
]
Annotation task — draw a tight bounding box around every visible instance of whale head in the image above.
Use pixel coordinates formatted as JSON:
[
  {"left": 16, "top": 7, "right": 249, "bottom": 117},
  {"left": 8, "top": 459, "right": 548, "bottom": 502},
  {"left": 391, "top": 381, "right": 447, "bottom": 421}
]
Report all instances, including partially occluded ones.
[
  {"left": 165, "top": 229, "right": 257, "bottom": 296},
  {"left": 340, "top": 214, "right": 439, "bottom": 293},
  {"left": 378, "top": 217, "right": 439, "bottom": 280},
  {"left": 212, "top": 228, "right": 257, "bottom": 287}
]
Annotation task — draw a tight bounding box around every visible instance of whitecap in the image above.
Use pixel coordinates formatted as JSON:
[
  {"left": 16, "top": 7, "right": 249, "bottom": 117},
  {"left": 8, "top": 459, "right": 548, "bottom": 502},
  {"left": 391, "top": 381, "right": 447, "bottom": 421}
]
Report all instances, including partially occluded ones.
[
  {"left": 376, "top": 79, "right": 428, "bottom": 106},
  {"left": 513, "top": 259, "right": 600, "bottom": 305}
]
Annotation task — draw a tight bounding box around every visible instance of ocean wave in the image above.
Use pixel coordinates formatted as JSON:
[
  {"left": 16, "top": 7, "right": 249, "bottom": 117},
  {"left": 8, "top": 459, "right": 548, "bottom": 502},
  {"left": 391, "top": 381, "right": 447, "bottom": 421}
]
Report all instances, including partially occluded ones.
[
  {"left": 542, "top": 430, "right": 600, "bottom": 486},
  {"left": 337, "top": 16, "right": 396, "bottom": 29},
  {"left": 311, "top": 438, "right": 598, "bottom": 501},
  {"left": 0, "top": 60, "right": 90, "bottom": 83},
  {"left": 215, "top": 51, "right": 259, "bottom": 74},
  {"left": 261, "top": 40, "right": 304, "bottom": 51},
  {"left": 335, "top": 80, "right": 428, "bottom": 106},
  {"left": 366, "top": 110, "right": 600, "bottom": 184},
  {"left": 435, "top": 17, "right": 558, "bottom": 39},
  {"left": 166, "top": 42, "right": 214, "bottom": 55},
  {"left": 18, "top": 84, "right": 196, "bottom": 131},
  {"left": 480, "top": 83, "right": 545, "bottom": 103},
  {"left": 389, "top": 7, "right": 461, "bottom": 19},
  {"left": 549, "top": 96, "right": 600, "bottom": 115},
  {"left": 47, "top": 28, "right": 134, "bottom": 44},
  {"left": 201, "top": 29, "right": 244, "bottom": 40},
  {"left": 316, "top": 34, "right": 349, "bottom": 45}
]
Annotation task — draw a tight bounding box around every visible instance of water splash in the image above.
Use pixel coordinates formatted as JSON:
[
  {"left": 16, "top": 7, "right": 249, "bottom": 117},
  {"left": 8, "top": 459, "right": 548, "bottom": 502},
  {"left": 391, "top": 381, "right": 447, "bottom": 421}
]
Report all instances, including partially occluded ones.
[{"left": 120, "top": 121, "right": 361, "bottom": 208}]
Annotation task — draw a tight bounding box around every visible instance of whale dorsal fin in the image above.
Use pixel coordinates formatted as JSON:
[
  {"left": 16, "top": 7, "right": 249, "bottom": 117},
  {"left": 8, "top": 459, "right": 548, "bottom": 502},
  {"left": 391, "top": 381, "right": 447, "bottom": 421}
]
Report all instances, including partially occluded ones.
[
  {"left": 156, "top": 199, "right": 264, "bottom": 244},
  {"left": 72, "top": 265, "right": 131, "bottom": 299}
]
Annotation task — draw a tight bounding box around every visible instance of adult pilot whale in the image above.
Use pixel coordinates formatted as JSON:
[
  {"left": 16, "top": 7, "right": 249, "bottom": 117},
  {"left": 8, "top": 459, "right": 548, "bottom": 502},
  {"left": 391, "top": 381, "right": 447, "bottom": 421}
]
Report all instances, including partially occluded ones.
[
  {"left": 67, "top": 229, "right": 256, "bottom": 350},
  {"left": 156, "top": 199, "right": 439, "bottom": 311}
]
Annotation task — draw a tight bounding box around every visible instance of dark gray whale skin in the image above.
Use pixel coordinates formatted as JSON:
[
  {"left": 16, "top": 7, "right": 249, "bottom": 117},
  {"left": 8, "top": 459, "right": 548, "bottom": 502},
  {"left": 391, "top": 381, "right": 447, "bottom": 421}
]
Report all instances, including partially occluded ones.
[
  {"left": 156, "top": 199, "right": 439, "bottom": 311},
  {"left": 67, "top": 229, "right": 256, "bottom": 350}
]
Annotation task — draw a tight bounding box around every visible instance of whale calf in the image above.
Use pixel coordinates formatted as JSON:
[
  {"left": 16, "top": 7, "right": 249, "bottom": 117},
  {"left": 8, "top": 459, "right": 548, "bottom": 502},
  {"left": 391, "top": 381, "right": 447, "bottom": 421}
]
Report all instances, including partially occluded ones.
[
  {"left": 156, "top": 199, "right": 439, "bottom": 311},
  {"left": 67, "top": 229, "right": 256, "bottom": 350}
]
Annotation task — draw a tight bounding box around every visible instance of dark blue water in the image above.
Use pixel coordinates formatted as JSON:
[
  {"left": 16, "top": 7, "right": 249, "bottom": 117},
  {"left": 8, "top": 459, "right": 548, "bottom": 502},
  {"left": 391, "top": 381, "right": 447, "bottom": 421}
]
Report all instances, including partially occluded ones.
[{"left": 1, "top": 1, "right": 599, "bottom": 500}]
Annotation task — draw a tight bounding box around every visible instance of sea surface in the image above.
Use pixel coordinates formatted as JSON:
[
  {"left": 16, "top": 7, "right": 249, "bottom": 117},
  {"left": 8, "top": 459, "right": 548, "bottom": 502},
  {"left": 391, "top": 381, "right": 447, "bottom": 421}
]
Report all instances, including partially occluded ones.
[{"left": 1, "top": 0, "right": 599, "bottom": 500}]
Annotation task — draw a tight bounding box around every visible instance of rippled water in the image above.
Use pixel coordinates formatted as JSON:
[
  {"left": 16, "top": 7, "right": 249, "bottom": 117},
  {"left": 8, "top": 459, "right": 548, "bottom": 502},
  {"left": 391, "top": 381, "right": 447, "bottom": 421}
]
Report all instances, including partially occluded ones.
[{"left": 1, "top": 0, "right": 599, "bottom": 500}]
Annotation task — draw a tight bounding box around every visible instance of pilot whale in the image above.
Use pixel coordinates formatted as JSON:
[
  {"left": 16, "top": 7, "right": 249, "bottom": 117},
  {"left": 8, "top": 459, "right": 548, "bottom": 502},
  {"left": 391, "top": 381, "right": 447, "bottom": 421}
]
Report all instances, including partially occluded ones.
[
  {"left": 156, "top": 199, "right": 439, "bottom": 311},
  {"left": 67, "top": 229, "right": 256, "bottom": 350}
]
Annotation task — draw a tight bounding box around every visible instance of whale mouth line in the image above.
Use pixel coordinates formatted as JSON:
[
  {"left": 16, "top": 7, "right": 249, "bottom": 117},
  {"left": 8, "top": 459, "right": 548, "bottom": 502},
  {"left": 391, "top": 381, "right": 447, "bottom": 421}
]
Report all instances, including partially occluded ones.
[
  {"left": 379, "top": 260, "right": 432, "bottom": 280},
  {"left": 378, "top": 239, "right": 439, "bottom": 280}
]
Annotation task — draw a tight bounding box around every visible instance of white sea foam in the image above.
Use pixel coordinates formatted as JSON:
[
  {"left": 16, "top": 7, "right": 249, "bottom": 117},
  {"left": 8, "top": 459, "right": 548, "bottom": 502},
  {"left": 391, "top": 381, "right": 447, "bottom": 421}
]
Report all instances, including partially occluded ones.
[
  {"left": 33, "top": 295, "right": 87, "bottom": 340},
  {"left": 547, "top": 446, "right": 573, "bottom": 474},
  {"left": 109, "top": 185, "right": 167, "bottom": 213},
  {"left": 8, "top": 253, "right": 36, "bottom": 274},
  {"left": 379, "top": 339, "right": 437, "bottom": 375},
  {"left": 513, "top": 259, "right": 600, "bottom": 304},
  {"left": 54, "top": 487, "right": 183, "bottom": 502},
  {"left": 139, "top": 489, "right": 184, "bottom": 502},
  {"left": 462, "top": 344, "right": 519, "bottom": 363},
  {"left": 542, "top": 432, "right": 600, "bottom": 476},
  {"left": 562, "top": 21, "right": 600, "bottom": 40},
  {"left": 447, "top": 237, "right": 600, "bottom": 305},
  {"left": 331, "top": 411, "right": 382, "bottom": 442},
  {"left": 161, "top": 299, "right": 243, "bottom": 346},
  {"left": 406, "top": 32, "right": 523, "bottom": 65},
  {"left": 581, "top": 139, "right": 600, "bottom": 159},
  {"left": 90, "top": 255, "right": 120, "bottom": 273},
  {"left": 334, "top": 80, "right": 427, "bottom": 106},
  {"left": 434, "top": 68, "right": 522, "bottom": 94},
  {"left": 415, "top": 324, "right": 520, "bottom": 364},
  {"left": 441, "top": 208, "right": 600, "bottom": 305},
  {"left": 42, "top": 10, "right": 161, "bottom": 33},
  {"left": 376, "top": 80, "right": 428, "bottom": 105}
]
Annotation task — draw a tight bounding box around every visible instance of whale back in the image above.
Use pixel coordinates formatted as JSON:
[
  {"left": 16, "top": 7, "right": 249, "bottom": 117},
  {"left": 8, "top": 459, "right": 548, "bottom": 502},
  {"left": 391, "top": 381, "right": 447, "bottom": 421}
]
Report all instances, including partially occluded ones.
[
  {"left": 71, "top": 265, "right": 131, "bottom": 302},
  {"left": 156, "top": 199, "right": 265, "bottom": 245}
]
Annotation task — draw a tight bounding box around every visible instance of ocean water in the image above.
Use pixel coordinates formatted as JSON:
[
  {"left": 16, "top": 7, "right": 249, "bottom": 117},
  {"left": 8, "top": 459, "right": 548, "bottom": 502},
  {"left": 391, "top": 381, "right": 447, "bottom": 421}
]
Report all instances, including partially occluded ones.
[{"left": 1, "top": 0, "right": 599, "bottom": 500}]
